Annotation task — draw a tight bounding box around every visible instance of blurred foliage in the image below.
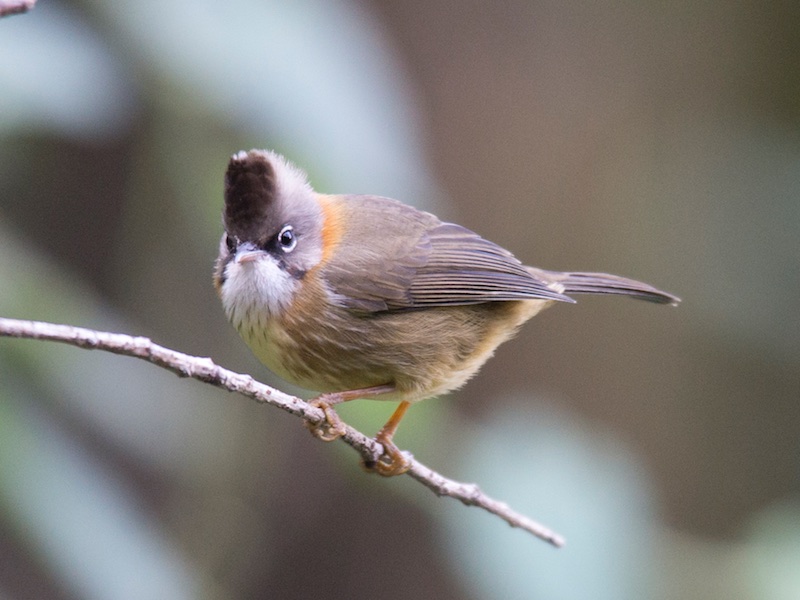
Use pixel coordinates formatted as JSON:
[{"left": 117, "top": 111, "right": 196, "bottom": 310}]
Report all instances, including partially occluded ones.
[
  {"left": 1, "top": 1, "right": 799, "bottom": 599},
  {"left": 443, "top": 399, "right": 658, "bottom": 600}
]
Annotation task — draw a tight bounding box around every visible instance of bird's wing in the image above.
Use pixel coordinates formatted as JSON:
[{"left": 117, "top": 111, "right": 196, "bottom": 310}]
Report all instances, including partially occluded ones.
[{"left": 322, "top": 196, "right": 572, "bottom": 313}]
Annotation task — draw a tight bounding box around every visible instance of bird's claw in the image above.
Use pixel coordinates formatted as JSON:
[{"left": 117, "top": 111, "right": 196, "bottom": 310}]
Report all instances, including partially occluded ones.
[
  {"left": 305, "top": 399, "right": 346, "bottom": 442},
  {"left": 362, "top": 437, "right": 411, "bottom": 477}
]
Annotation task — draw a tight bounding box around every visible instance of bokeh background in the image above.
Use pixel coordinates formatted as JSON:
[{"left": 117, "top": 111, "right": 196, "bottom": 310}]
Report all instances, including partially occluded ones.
[{"left": 1, "top": 1, "right": 799, "bottom": 598}]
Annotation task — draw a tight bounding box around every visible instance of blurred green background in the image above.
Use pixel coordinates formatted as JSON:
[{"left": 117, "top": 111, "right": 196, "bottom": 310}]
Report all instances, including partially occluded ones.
[{"left": 1, "top": 1, "right": 799, "bottom": 598}]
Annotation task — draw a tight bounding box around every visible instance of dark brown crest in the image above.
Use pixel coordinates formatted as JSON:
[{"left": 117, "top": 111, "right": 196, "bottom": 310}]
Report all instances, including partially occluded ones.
[{"left": 223, "top": 152, "right": 276, "bottom": 243}]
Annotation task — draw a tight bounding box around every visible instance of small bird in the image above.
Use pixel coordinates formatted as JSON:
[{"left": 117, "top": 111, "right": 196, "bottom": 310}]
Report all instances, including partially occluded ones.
[{"left": 214, "top": 149, "right": 679, "bottom": 476}]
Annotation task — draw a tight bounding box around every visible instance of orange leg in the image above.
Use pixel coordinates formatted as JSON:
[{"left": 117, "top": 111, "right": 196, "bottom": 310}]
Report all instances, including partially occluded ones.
[
  {"left": 364, "top": 400, "right": 412, "bottom": 477},
  {"left": 305, "top": 384, "right": 395, "bottom": 442}
]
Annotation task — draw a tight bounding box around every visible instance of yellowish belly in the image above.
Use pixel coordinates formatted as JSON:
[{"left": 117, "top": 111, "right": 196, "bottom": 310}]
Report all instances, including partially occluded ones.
[{"left": 236, "top": 296, "right": 553, "bottom": 403}]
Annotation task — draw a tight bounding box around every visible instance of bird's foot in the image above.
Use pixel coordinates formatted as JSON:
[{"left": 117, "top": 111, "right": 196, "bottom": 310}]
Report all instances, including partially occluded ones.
[
  {"left": 362, "top": 434, "right": 411, "bottom": 477},
  {"left": 305, "top": 397, "right": 346, "bottom": 442}
]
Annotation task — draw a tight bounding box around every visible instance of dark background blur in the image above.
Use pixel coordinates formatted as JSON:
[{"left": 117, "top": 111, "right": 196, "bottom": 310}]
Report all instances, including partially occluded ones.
[{"left": 1, "top": 1, "right": 799, "bottom": 599}]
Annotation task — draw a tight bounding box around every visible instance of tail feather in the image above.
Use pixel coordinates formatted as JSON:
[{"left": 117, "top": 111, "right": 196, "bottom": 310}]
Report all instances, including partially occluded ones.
[{"left": 527, "top": 268, "right": 680, "bottom": 306}]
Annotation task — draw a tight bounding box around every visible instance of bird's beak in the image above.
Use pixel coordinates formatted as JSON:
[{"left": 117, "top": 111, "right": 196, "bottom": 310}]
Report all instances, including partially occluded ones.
[{"left": 234, "top": 242, "right": 265, "bottom": 264}]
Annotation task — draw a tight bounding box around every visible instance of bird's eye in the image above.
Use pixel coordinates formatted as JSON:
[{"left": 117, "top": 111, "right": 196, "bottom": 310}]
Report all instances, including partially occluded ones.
[
  {"left": 225, "top": 234, "right": 236, "bottom": 253},
  {"left": 278, "top": 225, "right": 297, "bottom": 252}
]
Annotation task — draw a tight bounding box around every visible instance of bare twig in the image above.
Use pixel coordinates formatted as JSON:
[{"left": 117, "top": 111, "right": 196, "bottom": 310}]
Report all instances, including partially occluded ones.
[
  {"left": 0, "top": 316, "right": 565, "bottom": 547},
  {"left": 0, "top": 0, "right": 35, "bottom": 18}
]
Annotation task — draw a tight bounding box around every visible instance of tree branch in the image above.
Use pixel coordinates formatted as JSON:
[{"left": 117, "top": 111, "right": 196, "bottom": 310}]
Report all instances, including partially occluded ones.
[
  {"left": 0, "top": 316, "right": 565, "bottom": 547},
  {"left": 0, "top": 0, "right": 35, "bottom": 18}
]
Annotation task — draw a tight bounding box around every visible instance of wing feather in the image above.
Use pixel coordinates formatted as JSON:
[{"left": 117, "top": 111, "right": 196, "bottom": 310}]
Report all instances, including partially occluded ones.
[{"left": 323, "top": 196, "right": 571, "bottom": 313}]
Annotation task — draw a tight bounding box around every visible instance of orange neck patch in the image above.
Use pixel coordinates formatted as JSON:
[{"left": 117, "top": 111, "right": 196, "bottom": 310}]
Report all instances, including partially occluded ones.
[{"left": 316, "top": 194, "right": 344, "bottom": 266}]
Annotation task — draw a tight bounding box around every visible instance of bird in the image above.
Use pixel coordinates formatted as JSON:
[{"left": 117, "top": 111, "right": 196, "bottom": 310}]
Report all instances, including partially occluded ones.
[{"left": 214, "top": 149, "right": 679, "bottom": 476}]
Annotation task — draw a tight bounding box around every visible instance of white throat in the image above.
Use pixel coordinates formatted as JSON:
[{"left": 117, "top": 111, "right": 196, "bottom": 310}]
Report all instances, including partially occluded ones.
[{"left": 220, "top": 255, "right": 298, "bottom": 334}]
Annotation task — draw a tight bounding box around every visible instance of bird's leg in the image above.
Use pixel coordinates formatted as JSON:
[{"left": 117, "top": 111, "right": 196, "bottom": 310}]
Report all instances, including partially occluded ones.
[
  {"left": 363, "top": 401, "right": 412, "bottom": 477},
  {"left": 305, "top": 384, "right": 395, "bottom": 442}
]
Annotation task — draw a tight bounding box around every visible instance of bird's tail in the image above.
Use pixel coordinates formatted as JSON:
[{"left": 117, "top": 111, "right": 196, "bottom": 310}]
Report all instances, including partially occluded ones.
[{"left": 527, "top": 267, "right": 680, "bottom": 306}]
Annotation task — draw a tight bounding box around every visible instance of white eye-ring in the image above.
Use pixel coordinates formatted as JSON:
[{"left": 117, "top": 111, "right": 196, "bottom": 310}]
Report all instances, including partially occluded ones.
[{"left": 278, "top": 225, "right": 297, "bottom": 252}]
